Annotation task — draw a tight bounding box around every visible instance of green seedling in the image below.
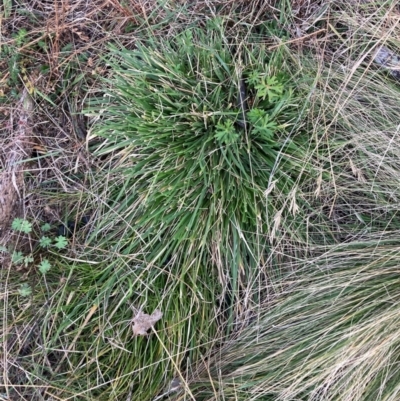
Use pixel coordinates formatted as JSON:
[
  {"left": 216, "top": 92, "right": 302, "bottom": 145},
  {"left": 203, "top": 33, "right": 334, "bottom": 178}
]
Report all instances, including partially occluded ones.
[
  {"left": 39, "top": 236, "right": 52, "bottom": 248},
  {"left": 38, "top": 259, "right": 51, "bottom": 274},
  {"left": 54, "top": 236, "right": 68, "bottom": 250},
  {"left": 214, "top": 119, "right": 239, "bottom": 145},
  {"left": 9, "top": 217, "right": 70, "bottom": 275},
  {"left": 11, "top": 217, "right": 32, "bottom": 233},
  {"left": 11, "top": 251, "right": 24, "bottom": 265},
  {"left": 18, "top": 283, "right": 32, "bottom": 297},
  {"left": 41, "top": 223, "right": 51, "bottom": 232},
  {"left": 255, "top": 75, "right": 284, "bottom": 102}
]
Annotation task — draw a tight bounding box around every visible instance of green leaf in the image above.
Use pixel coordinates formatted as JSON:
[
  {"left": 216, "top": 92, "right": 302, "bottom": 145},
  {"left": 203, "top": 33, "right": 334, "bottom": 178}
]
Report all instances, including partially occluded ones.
[
  {"left": 41, "top": 223, "right": 52, "bottom": 232},
  {"left": 11, "top": 218, "right": 32, "bottom": 234},
  {"left": 0, "top": 245, "right": 8, "bottom": 253},
  {"left": 255, "top": 75, "right": 284, "bottom": 102},
  {"left": 248, "top": 108, "right": 267, "bottom": 124},
  {"left": 34, "top": 88, "right": 58, "bottom": 107},
  {"left": 11, "top": 218, "right": 24, "bottom": 231},
  {"left": 38, "top": 259, "right": 52, "bottom": 274},
  {"left": 246, "top": 70, "right": 261, "bottom": 86},
  {"left": 14, "top": 28, "right": 28, "bottom": 47},
  {"left": 252, "top": 121, "right": 277, "bottom": 140},
  {"left": 248, "top": 109, "right": 278, "bottom": 140},
  {"left": 11, "top": 251, "right": 24, "bottom": 265},
  {"left": 23, "top": 255, "right": 34, "bottom": 267},
  {"left": 54, "top": 236, "right": 68, "bottom": 250},
  {"left": 18, "top": 283, "right": 32, "bottom": 297},
  {"left": 214, "top": 119, "right": 239, "bottom": 145},
  {"left": 39, "top": 236, "right": 52, "bottom": 248}
]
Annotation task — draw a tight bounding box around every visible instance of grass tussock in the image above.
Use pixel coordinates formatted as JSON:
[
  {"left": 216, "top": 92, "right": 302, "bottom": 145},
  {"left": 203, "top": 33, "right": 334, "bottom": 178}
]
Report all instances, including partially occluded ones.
[
  {"left": 2, "top": 0, "right": 400, "bottom": 400},
  {"left": 88, "top": 18, "right": 334, "bottom": 309}
]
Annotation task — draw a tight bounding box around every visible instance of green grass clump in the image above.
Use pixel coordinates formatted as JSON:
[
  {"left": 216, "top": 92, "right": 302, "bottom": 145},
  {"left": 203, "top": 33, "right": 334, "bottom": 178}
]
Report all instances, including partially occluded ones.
[{"left": 90, "top": 20, "right": 328, "bottom": 311}]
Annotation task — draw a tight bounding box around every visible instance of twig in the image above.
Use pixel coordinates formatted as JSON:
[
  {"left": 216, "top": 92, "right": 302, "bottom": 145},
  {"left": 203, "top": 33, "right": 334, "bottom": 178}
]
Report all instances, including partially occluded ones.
[{"left": 268, "top": 29, "right": 326, "bottom": 50}]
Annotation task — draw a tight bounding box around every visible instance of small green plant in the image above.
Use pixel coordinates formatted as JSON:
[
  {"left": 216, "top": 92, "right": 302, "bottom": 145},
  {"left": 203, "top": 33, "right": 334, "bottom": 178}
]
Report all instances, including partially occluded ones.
[
  {"left": 41, "top": 223, "right": 51, "bottom": 232},
  {"left": 11, "top": 250, "right": 24, "bottom": 265},
  {"left": 214, "top": 119, "right": 239, "bottom": 144},
  {"left": 8, "top": 217, "right": 70, "bottom": 275},
  {"left": 38, "top": 259, "right": 51, "bottom": 274},
  {"left": 54, "top": 235, "right": 68, "bottom": 250},
  {"left": 248, "top": 108, "right": 278, "bottom": 140},
  {"left": 254, "top": 75, "right": 284, "bottom": 102},
  {"left": 0, "top": 28, "right": 29, "bottom": 91},
  {"left": 39, "top": 236, "right": 52, "bottom": 248},
  {"left": 10, "top": 249, "right": 33, "bottom": 268},
  {"left": 18, "top": 283, "right": 32, "bottom": 297},
  {"left": 11, "top": 217, "right": 32, "bottom": 233}
]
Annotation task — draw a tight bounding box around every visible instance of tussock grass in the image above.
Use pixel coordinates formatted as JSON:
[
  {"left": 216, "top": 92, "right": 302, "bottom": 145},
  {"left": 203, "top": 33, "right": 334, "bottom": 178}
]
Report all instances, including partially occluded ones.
[
  {"left": 3, "top": 0, "right": 400, "bottom": 400},
  {"left": 88, "top": 18, "right": 333, "bottom": 310}
]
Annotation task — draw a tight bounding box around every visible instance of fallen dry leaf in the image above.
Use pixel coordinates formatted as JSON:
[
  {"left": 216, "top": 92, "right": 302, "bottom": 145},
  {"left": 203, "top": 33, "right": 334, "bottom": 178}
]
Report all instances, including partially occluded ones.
[{"left": 132, "top": 309, "right": 163, "bottom": 336}]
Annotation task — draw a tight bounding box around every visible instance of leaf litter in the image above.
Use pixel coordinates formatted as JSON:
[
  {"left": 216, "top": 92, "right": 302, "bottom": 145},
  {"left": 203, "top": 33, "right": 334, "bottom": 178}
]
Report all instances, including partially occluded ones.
[{"left": 132, "top": 309, "right": 163, "bottom": 336}]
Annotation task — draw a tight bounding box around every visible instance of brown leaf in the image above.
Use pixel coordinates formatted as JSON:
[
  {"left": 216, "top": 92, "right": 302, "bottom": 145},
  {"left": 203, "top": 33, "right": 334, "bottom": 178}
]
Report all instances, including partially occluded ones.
[{"left": 132, "top": 309, "right": 163, "bottom": 336}]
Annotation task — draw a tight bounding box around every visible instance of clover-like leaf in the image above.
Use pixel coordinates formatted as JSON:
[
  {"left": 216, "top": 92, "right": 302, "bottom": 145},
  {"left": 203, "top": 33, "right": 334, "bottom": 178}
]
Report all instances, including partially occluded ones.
[
  {"left": 11, "top": 218, "right": 23, "bottom": 231},
  {"left": 41, "top": 223, "right": 51, "bottom": 232},
  {"left": 255, "top": 75, "right": 284, "bottom": 102},
  {"left": 38, "top": 259, "right": 52, "bottom": 275},
  {"left": 18, "top": 283, "right": 32, "bottom": 297},
  {"left": 248, "top": 109, "right": 277, "bottom": 140},
  {"left": 23, "top": 255, "right": 34, "bottom": 267},
  {"left": 248, "top": 108, "right": 267, "bottom": 124},
  {"left": 246, "top": 70, "right": 261, "bottom": 86},
  {"left": 54, "top": 235, "right": 68, "bottom": 250},
  {"left": 214, "top": 119, "right": 239, "bottom": 145},
  {"left": 39, "top": 236, "right": 52, "bottom": 248},
  {"left": 11, "top": 251, "right": 24, "bottom": 265},
  {"left": 12, "top": 218, "right": 32, "bottom": 233}
]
